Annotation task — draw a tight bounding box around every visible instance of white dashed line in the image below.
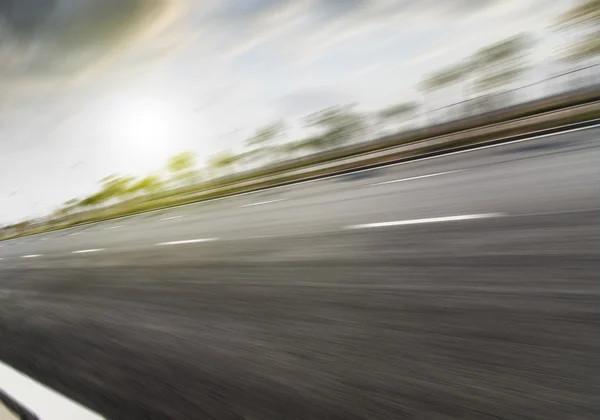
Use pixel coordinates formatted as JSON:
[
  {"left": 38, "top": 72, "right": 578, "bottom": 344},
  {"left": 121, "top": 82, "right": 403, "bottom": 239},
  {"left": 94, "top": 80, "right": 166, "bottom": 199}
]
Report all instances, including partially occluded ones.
[
  {"left": 156, "top": 238, "right": 218, "bottom": 246},
  {"left": 371, "top": 170, "right": 461, "bottom": 186},
  {"left": 21, "top": 254, "right": 42, "bottom": 258},
  {"left": 0, "top": 360, "right": 105, "bottom": 420},
  {"left": 104, "top": 225, "right": 123, "bottom": 230},
  {"left": 346, "top": 213, "right": 504, "bottom": 229},
  {"left": 160, "top": 215, "right": 185, "bottom": 221},
  {"left": 68, "top": 232, "right": 81, "bottom": 236},
  {"left": 71, "top": 249, "right": 105, "bottom": 254},
  {"left": 240, "top": 199, "right": 284, "bottom": 208}
]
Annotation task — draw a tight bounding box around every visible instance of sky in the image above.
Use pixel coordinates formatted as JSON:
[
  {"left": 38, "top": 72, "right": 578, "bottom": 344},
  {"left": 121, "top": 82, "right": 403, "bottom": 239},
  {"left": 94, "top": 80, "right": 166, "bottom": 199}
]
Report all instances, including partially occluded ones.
[{"left": 0, "top": 0, "right": 574, "bottom": 224}]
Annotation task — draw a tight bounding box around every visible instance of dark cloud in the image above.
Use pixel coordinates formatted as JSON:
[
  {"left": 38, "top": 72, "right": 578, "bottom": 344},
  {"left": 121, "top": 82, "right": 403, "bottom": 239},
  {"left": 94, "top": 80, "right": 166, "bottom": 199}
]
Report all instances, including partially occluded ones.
[
  {"left": 0, "top": 0, "right": 56, "bottom": 36},
  {"left": 1, "top": 0, "right": 168, "bottom": 52},
  {"left": 0, "top": 0, "right": 182, "bottom": 103}
]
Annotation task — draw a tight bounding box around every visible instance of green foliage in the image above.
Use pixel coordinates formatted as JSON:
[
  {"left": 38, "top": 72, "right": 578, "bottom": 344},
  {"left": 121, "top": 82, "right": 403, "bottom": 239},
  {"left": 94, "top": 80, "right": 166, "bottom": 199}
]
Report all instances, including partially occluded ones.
[
  {"left": 166, "top": 152, "right": 199, "bottom": 186},
  {"left": 207, "top": 150, "right": 240, "bottom": 176},
  {"left": 78, "top": 174, "right": 135, "bottom": 208},
  {"left": 209, "top": 151, "right": 239, "bottom": 169},
  {"left": 245, "top": 122, "right": 287, "bottom": 149},
  {"left": 420, "top": 34, "right": 532, "bottom": 97},
  {"left": 305, "top": 105, "right": 365, "bottom": 149},
  {"left": 473, "top": 34, "right": 532, "bottom": 67},
  {"left": 420, "top": 63, "right": 469, "bottom": 92},
  {"left": 379, "top": 102, "right": 418, "bottom": 120},
  {"left": 472, "top": 34, "right": 533, "bottom": 93},
  {"left": 99, "top": 174, "right": 135, "bottom": 199},
  {"left": 80, "top": 191, "right": 107, "bottom": 208},
  {"left": 128, "top": 175, "right": 163, "bottom": 195},
  {"left": 244, "top": 122, "right": 288, "bottom": 164},
  {"left": 167, "top": 152, "right": 196, "bottom": 174}
]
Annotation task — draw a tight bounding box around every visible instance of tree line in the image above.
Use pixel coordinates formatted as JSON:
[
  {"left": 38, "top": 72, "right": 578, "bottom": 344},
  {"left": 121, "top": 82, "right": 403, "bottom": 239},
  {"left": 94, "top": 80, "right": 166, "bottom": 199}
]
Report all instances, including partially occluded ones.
[{"left": 58, "top": 0, "right": 599, "bottom": 217}]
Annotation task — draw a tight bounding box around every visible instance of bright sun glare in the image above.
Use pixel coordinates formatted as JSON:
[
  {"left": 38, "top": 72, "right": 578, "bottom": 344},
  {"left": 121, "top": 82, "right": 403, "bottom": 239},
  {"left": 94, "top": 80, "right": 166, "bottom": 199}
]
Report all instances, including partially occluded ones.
[{"left": 106, "top": 95, "right": 205, "bottom": 175}]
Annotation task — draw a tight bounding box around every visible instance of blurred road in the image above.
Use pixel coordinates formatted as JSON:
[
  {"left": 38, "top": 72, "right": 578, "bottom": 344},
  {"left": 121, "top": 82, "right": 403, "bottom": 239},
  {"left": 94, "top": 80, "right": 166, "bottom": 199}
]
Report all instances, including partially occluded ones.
[{"left": 0, "top": 127, "right": 598, "bottom": 419}]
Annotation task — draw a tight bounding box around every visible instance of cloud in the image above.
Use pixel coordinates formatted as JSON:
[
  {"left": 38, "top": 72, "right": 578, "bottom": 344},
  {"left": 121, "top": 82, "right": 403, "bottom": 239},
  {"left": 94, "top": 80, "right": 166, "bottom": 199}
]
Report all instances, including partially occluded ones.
[
  {"left": 0, "top": 0, "right": 185, "bottom": 107},
  {"left": 0, "top": 0, "right": 556, "bottom": 122},
  {"left": 0, "top": 0, "right": 551, "bottom": 109},
  {"left": 182, "top": 0, "right": 546, "bottom": 68}
]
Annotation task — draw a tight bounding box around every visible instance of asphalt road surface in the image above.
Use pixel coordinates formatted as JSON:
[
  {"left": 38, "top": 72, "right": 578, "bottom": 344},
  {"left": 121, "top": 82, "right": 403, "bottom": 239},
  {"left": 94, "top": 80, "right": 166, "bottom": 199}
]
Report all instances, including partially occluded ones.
[{"left": 0, "top": 127, "right": 599, "bottom": 419}]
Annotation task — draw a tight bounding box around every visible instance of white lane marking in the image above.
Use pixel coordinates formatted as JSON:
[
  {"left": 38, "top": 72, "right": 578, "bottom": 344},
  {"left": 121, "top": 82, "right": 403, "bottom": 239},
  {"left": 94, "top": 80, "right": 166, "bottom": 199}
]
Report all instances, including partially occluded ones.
[
  {"left": 71, "top": 249, "right": 105, "bottom": 254},
  {"left": 239, "top": 199, "right": 284, "bottom": 208},
  {"left": 21, "top": 254, "right": 42, "bottom": 258},
  {"left": 104, "top": 225, "right": 123, "bottom": 230},
  {"left": 156, "top": 238, "right": 218, "bottom": 246},
  {"left": 0, "top": 360, "right": 105, "bottom": 420},
  {"left": 40, "top": 237, "right": 48, "bottom": 241},
  {"left": 68, "top": 232, "right": 81, "bottom": 236},
  {"left": 346, "top": 213, "right": 504, "bottom": 229},
  {"left": 160, "top": 215, "right": 185, "bottom": 221},
  {"left": 372, "top": 170, "right": 461, "bottom": 186}
]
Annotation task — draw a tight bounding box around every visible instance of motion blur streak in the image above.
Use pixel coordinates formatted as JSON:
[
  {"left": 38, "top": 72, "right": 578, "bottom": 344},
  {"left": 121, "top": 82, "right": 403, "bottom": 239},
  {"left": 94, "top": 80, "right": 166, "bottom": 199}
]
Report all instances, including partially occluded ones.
[{"left": 1, "top": 0, "right": 599, "bottom": 419}]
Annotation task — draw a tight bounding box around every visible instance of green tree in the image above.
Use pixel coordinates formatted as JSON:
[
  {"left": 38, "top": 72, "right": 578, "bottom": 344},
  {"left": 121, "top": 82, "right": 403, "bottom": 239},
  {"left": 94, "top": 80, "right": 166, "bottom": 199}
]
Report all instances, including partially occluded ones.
[
  {"left": 421, "top": 62, "right": 471, "bottom": 96},
  {"left": 61, "top": 198, "right": 80, "bottom": 216},
  {"left": 305, "top": 105, "right": 365, "bottom": 150},
  {"left": 245, "top": 122, "right": 287, "bottom": 149},
  {"left": 420, "top": 62, "right": 474, "bottom": 123},
  {"left": 378, "top": 102, "right": 419, "bottom": 133},
  {"left": 236, "top": 148, "right": 262, "bottom": 171},
  {"left": 79, "top": 191, "right": 108, "bottom": 209},
  {"left": 167, "top": 151, "right": 196, "bottom": 173},
  {"left": 556, "top": 0, "right": 600, "bottom": 63},
  {"left": 206, "top": 150, "right": 240, "bottom": 178},
  {"left": 472, "top": 34, "right": 533, "bottom": 94},
  {"left": 278, "top": 136, "right": 326, "bottom": 159},
  {"left": 166, "top": 152, "right": 199, "bottom": 186},
  {"left": 245, "top": 122, "right": 287, "bottom": 163},
  {"left": 98, "top": 174, "right": 135, "bottom": 202},
  {"left": 128, "top": 175, "right": 163, "bottom": 196}
]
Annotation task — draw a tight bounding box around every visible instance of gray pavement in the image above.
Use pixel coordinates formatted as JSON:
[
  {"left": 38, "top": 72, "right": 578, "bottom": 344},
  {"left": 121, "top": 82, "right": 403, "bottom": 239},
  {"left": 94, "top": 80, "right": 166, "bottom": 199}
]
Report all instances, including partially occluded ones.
[{"left": 0, "top": 126, "right": 598, "bottom": 419}]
